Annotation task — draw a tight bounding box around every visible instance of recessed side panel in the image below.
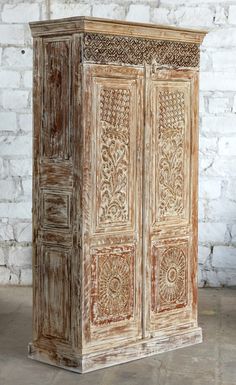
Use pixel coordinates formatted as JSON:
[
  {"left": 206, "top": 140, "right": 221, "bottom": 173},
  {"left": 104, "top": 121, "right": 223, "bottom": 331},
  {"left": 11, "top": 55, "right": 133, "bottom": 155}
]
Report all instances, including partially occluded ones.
[
  {"left": 40, "top": 189, "right": 71, "bottom": 229},
  {"left": 42, "top": 38, "right": 71, "bottom": 160},
  {"left": 40, "top": 246, "right": 71, "bottom": 342}
]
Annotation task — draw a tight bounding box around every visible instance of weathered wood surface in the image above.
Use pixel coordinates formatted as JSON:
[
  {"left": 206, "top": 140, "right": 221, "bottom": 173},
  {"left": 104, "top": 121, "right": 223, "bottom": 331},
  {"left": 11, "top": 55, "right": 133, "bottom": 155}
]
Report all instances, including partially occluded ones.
[{"left": 29, "top": 17, "right": 206, "bottom": 373}]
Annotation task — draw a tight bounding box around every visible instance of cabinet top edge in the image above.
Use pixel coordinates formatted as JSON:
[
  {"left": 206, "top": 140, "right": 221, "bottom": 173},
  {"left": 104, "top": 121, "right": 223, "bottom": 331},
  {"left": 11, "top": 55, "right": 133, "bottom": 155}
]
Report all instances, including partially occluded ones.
[{"left": 29, "top": 16, "right": 207, "bottom": 44}]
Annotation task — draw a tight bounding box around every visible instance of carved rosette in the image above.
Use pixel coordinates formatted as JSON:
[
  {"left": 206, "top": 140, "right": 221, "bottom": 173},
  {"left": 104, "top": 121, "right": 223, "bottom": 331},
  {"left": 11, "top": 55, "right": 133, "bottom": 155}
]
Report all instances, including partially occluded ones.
[
  {"left": 157, "top": 89, "right": 185, "bottom": 220},
  {"left": 152, "top": 243, "right": 188, "bottom": 313},
  {"left": 83, "top": 33, "right": 199, "bottom": 68},
  {"left": 97, "top": 87, "right": 130, "bottom": 226},
  {"left": 91, "top": 246, "right": 134, "bottom": 325}
]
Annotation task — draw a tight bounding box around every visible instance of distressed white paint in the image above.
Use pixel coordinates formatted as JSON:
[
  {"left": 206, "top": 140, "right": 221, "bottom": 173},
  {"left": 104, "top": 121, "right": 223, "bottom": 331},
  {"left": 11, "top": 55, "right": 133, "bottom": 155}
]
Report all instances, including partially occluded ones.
[{"left": 0, "top": 0, "right": 236, "bottom": 286}]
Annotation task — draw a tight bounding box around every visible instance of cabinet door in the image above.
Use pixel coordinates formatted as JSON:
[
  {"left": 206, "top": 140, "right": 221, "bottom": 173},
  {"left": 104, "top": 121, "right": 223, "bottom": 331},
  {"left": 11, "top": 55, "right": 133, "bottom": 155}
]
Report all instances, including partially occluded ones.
[
  {"left": 144, "top": 69, "right": 199, "bottom": 336},
  {"left": 82, "top": 65, "right": 143, "bottom": 348}
]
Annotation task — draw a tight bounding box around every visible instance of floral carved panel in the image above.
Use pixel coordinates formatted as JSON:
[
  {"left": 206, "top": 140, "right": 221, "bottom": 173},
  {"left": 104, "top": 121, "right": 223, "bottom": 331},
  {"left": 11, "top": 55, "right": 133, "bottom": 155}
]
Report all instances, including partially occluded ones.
[
  {"left": 152, "top": 82, "right": 190, "bottom": 225},
  {"left": 151, "top": 241, "right": 188, "bottom": 313},
  {"left": 91, "top": 245, "right": 134, "bottom": 325},
  {"left": 93, "top": 80, "right": 136, "bottom": 232}
]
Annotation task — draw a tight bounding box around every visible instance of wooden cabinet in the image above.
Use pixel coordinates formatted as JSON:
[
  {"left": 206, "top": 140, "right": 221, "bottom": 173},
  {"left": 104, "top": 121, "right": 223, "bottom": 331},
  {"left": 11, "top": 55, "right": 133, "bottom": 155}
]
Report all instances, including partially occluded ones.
[{"left": 29, "top": 17, "right": 206, "bottom": 373}]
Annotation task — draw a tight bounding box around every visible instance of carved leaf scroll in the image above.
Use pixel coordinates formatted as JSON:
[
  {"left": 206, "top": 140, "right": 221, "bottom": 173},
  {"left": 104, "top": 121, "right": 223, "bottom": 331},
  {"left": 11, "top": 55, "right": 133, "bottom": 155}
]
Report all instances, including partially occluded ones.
[
  {"left": 97, "top": 87, "right": 131, "bottom": 226},
  {"left": 157, "top": 89, "right": 185, "bottom": 221}
]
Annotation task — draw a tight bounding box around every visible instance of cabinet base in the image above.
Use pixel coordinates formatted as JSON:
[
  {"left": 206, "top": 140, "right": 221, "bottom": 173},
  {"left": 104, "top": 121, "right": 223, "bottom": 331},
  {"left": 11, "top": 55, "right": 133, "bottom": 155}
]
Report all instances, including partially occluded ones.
[{"left": 28, "top": 326, "right": 202, "bottom": 373}]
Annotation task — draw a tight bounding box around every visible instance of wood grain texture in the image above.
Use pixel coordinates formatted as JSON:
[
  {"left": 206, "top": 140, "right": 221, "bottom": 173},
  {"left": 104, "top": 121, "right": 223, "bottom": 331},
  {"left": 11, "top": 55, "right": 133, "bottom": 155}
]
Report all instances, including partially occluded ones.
[{"left": 29, "top": 17, "right": 206, "bottom": 373}]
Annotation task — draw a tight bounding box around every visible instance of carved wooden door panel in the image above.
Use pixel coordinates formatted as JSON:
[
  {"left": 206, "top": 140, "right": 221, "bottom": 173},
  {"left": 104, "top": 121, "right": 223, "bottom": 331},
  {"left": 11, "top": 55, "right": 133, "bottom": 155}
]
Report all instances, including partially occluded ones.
[
  {"left": 82, "top": 65, "right": 143, "bottom": 349},
  {"left": 144, "top": 69, "right": 199, "bottom": 336}
]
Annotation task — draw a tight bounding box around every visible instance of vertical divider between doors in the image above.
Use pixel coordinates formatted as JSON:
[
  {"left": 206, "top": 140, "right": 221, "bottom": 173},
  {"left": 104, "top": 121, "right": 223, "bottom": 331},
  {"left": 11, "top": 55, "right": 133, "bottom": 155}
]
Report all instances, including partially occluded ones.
[{"left": 142, "top": 64, "right": 151, "bottom": 339}]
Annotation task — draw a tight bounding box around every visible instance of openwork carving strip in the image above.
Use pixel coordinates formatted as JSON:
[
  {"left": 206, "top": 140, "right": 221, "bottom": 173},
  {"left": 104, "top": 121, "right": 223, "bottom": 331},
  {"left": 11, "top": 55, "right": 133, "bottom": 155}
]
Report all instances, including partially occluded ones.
[{"left": 83, "top": 33, "right": 199, "bottom": 68}]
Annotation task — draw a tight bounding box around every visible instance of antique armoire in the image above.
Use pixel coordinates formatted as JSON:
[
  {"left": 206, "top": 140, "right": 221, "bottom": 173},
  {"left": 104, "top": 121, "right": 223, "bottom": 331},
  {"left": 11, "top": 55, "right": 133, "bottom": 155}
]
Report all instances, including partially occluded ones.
[{"left": 29, "top": 17, "right": 206, "bottom": 373}]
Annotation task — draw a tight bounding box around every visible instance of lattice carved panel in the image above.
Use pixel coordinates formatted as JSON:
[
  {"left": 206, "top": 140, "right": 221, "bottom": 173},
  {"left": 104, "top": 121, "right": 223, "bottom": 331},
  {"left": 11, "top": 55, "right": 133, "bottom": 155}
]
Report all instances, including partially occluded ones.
[
  {"left": 91, "top": 245, "right": 134, "bottom": 325},
  {"left": 153, "top": 83, "right": 190, "bottom": 224},
  {"left": 95, "top": 84, "right": 134, "bottom": 230},
  {"left": 83, "top": 33, "right": 199, "bottom": 68},
  {"left": 151, "top": 241, "right": 188, "bottom": 313}
]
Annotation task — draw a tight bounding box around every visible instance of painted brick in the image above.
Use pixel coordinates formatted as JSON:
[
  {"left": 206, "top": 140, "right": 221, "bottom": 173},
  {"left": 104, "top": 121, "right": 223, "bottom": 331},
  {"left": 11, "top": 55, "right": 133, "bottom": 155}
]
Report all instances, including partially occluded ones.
[
  {"left": 14, "top": 221, "right": 32, "bottom": 242},
  {"left": 0, "top": 179, "right": 19, "bottom": 201},
  {"left": 231, "top": 224, "right": 236, "bottom": 243},
  {"left": 23, "top": 71, "right": 32, "bottom": 88},
  {"left": 233, "top": 95, "right": 236, "bottom": 113},
  {"left": 9, "top": 158, "right": 32, "bottom": 177},
  {"left": 19, "top": 114, "right": 32, "bottom": 132},
  {"left": 228, "top": 5, "right": 236, "bottom": 25},
  {"left": 212, "top": 50, "right": 236, "bottom": 71},
  {"left": 218, "top": 137, "right": 236, "bottom": 157},
  {"left": 208, "top": 199, "right": 236, "bottom": 221},
  {"left": 199, "top": 178, "right": 221, "bottom": 199},
  {"left": 50, "top": 2, "right": 91, "bottom": 19},
  {"left": 174, "top": 6, "right": 214, "bottom": 28},
  {"left": 0, "top": 135, "right": 32, "bottom": 157},
  {"left": 126, "top": 4, "right": 150, "bottom": 22},
  {"left": 0, "top": 25, "right": 24, "bottom": 45},
  {"left": 0, "top": 222, "right": 14, "bottom": 241},
  {"left": 201, "top": 116, "right": 236, "bottom": 134},
  {"left": 8, "top": 246, "right": 32, "bottom": 267},
  {"left": 199, "top": 222, "right": 226, "bottom": 244},
  {"left": 0, "top": 265, "right": 19, "bottom": 285},
  {"left": 152, "top": 8, "right": 170, "bottom": 25},
  {"left": 214, "top": 6, "right": 227, "bottom": 25},
  {"left": 0, "top": 112, "right": 17, "bottom": 132},
  {"left": 202, "top": 28, "right": 236, "bottom": 48},
  {"left": 2, "top": 47, "right": 33, "bottom": 68},
  {"left": 198, "top": 245, "right": 210, "bottom": 265},
  {"left": 92, "top": 4, "right": 125, "bottom": 19},
  {"left": 0, "top": 248, "right": 5, "bottom": 265},
  {"left": 0, "top": 70, "right": 20, "bottom": 89},
  {"left": 20, "top": 267, "right": 32, "bottom": 285},
  {"left": 0, "top": 202, "right": 32, "bottom": 220},
  {"left": 212, "top": 246, "right": 236, "bottom": 268},
  {"left": 200, "top": 51, "right": 212, "bottom": 72},
  {"left": 199, "top": 137, "right": 218, "bottom": 155},
  {"left": 226, "top": 180, "right": 236, "bottom": 201},
  {"left": 3, "top": 90, "right": 29, "bottom": 110},
  {"left": 200, "top": 72, "right": 236, "bottom": 92},
  {"left": 208, "top": 97, "right": 229, "bottom": 114},
  {"left": 2, "top": 3, "right": 40, "bottom": 23}
]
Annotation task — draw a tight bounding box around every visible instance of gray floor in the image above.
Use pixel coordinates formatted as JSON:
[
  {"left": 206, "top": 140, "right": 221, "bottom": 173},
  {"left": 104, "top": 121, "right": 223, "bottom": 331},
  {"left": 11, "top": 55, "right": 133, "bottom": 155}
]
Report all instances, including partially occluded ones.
[{"left": 0, "top": 288, "right": 235, "bottom": 385}]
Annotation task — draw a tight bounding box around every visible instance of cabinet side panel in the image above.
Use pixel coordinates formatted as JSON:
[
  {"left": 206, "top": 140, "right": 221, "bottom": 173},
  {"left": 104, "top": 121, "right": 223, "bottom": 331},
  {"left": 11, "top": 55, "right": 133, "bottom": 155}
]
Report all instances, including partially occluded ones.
[{"left": 32, "top": 36, "right": 80, "bottom": 354}]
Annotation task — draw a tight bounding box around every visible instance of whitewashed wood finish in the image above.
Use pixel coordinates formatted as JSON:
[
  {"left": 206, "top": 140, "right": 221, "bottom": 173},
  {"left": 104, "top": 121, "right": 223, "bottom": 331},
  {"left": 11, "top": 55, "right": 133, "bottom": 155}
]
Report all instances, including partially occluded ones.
[{"left": 29, "top": 17, "right": 206, "bottom": 373}]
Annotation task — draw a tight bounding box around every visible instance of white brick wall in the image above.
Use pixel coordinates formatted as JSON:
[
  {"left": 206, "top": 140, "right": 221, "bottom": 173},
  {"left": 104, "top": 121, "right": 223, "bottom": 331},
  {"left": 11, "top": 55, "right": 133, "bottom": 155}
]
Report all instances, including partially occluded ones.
[{"left": 0, "top": 0, "right": 236, "bottom": 287}]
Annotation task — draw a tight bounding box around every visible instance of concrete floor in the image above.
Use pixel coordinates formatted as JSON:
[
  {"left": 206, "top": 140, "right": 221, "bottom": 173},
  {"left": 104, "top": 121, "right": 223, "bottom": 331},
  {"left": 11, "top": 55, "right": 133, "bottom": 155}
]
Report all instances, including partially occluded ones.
[{"left": 0, "top": 288, "right": 235, "bottom": 385}]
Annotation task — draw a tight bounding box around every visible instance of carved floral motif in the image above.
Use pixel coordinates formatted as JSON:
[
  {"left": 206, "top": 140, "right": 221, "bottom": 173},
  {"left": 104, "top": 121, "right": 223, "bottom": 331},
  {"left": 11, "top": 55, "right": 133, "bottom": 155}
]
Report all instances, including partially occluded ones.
[
  {"left": 159, "top": 247, "right": 187, "bottom": 305},
  {"left": 152, "top": 243, "right": 188, "bottom": 313},
  {"left": 91, "top": 246, "right": 134, "bottom": 325},
  {"left": 98, "top": 87, "right": 131, "bottom": 225},
  {"left": 157, "top": 90, "right": 185, "bottom": 220}
]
